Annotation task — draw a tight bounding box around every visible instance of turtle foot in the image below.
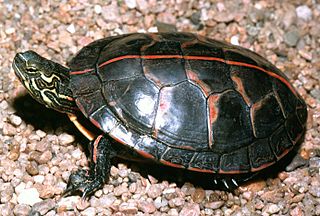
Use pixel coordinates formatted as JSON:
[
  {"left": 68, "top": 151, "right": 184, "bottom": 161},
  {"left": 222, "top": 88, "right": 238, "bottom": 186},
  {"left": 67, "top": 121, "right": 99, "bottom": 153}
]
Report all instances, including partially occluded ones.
[{"left": 63, "top": 169, "right": 104, "bottom": 198}]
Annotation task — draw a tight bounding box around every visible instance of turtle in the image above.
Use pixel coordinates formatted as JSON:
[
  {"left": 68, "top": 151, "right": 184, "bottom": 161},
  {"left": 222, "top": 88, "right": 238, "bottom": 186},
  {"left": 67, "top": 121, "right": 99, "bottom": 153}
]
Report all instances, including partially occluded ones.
[{"left": 12, "top": 32, "right": 307, "bottom": 197}]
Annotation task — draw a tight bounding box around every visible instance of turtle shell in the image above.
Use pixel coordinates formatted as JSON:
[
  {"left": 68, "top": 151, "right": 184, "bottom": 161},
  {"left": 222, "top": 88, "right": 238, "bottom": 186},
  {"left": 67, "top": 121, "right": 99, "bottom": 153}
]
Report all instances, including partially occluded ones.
[{"left": 68, "top": 33, "right": 307, "bottom": 174}]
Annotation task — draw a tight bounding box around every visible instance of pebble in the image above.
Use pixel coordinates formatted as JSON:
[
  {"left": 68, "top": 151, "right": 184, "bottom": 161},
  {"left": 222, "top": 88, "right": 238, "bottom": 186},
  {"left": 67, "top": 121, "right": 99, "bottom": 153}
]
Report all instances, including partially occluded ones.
[
  {"left": 17, "top": 188, "right": 42, "bottom": 206},
  {"left": 119, "top": 202, "right": 138, "bottom": 214},
  {"left": 9, "top": 114, "right": 22, "bottom": 126},
  {"left": 30, "top": 199, "right": 55, "bottom": 215},
  {"left": 58, "top": 133, "right": 75, "bottom": 146},
  {"left": 284, "top": 29, "right": 300, "bottom": 47},
  {"left": 147, "top": 184, "right": 162, "bottom": 199},
  {"left": 154, "top": 197, "right": 168, "bottom": 209},
  {"left": 13, "top": 204, "right": 31, "bottom": 216},
  {"left": 191, "top": 188, "right": 205, "bottom": 203},
  {"left": 179, "top": 203, "right": 200, "bottom": 216},
  {"left": 204, "top": 201, "right": 224, "bottom": 209},
  {"left": 263, "top": 203, "right": 281, "bottom": 214},
  {"left": 296, "top": 5, "right": 312, "bottom": 21},
  {"left": 138, "top": 200, "right": 156, "bottom": 213},
  {"left": 125, "top": 0, "right": 136, "bottom": 9},
  {"left": 81, "top": 207, "right": 96, "bottom": 216},
  {"left": 99, "top": 194, "right": 117, "bottom": 208}
]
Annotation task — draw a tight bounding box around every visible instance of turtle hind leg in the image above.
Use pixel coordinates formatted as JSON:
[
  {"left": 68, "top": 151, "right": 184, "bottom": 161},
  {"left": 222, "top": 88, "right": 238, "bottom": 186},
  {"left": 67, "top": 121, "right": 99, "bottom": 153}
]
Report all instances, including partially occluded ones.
[{"left": 63, "top": 135, "right": 115, "bottom": 198}]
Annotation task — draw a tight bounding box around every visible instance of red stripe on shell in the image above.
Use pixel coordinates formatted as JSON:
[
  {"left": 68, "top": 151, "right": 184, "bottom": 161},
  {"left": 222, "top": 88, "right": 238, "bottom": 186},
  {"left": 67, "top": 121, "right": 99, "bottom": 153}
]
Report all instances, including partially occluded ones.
[
  {"left": 69, "top": 54, "right": 298, "bottom": 98},
  {"left": 160, "top": 159, "right": 185, "bottom": 169}
]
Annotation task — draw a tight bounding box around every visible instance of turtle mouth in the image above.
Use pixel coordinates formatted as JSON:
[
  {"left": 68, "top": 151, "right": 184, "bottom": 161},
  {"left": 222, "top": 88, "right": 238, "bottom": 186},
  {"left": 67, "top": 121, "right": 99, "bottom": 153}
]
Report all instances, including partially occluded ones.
[{"left": 12, "top": 52, "right": 28, "bottom": 82}]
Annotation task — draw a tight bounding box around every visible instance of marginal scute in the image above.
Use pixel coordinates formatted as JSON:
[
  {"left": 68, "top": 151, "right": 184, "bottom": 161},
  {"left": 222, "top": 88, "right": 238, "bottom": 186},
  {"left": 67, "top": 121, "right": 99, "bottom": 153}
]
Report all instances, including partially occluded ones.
[
  {"left": 269, "top": 126, "right": 293, "bottom": 158},
  {"left": 90, "top": 105, "right": 119, "bottom": 133},
  {"left": 189, "top": 152, "right": 220, "bottom": 172},
  {"left": 161, "top": 148, "right": 195, "bottom": 168},
  {"left": 135, "top": 136, "right": 167, "bottom": 160},
  {"left": 220, "top": 147, "right": 250, "bottom": 173},
  {"left": 285, "top": 115, "right": 304, "bottom": 144},
  {"left": 248, "top": 138, "right": 276, "bottom": 170}
]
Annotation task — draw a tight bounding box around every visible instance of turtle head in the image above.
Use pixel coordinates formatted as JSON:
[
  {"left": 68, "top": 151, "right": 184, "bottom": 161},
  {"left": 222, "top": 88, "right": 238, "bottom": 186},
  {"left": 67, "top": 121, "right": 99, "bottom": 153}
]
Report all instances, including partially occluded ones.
[{"left": 12, "top": 50, "right": 76, "bottom": 113}]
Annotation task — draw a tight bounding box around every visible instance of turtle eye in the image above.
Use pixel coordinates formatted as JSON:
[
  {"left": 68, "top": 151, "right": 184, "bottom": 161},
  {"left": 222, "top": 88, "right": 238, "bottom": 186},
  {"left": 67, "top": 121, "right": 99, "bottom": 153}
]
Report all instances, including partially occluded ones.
[{"left": 26, "top": 66, "right": 38, "bottom": 73}]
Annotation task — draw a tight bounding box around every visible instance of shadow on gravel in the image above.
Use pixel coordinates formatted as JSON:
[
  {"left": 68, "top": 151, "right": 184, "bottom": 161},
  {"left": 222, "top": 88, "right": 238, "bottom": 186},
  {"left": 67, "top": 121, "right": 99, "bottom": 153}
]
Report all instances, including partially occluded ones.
[{"left": 11, "top": 94, "right": 88, "bottom": 146}]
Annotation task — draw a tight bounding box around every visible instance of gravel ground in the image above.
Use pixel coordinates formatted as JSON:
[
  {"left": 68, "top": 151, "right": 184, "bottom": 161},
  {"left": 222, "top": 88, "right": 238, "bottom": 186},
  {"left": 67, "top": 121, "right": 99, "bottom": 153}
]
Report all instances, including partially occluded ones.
[{"left": 0, "top": 1, "right": 319, "bottom": 215}]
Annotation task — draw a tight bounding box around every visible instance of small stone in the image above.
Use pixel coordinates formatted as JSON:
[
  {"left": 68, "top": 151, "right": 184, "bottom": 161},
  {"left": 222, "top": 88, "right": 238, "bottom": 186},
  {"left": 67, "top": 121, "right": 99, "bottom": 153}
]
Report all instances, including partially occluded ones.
[
  {"left": 181, "top": 183, "right": 195, "bottom": 196},
  {"left": 66, "top": 24, "right": 76, "bottom": 34},
  {"left": 17, "top": 188, "right": 42, "bottom": 206},
  {"left": 0, "top": 184, "right": 14, "bottom": 203},
  {"left": 3, "top": 123, "right": 16, "bottom": 136},
  {"left": 147, "top": 184, "right": 162, "bottom": 199},
  {"left": 125, "top": 0, "right": 136, "bottom": 9},
  {"left": 260, "top": 190, "right": 283, "bottom": 203},
  {"left": 204, "top": 201, "right": 224, "bottom": 210},
  {"left": 167, "top": 208, "right": 179, "bottom": 216},
  {"left": 242, "top": 180, "right": 266, "bottom": 192},
  {"left": 230, "top": 35, "right": 239, "bottom": 45},
  {"left": 290, "top": 206, "right": 303, "bottom": 216},
  {"left": 118, "top": 168, "right": 128, "bottom": 178},
  {"left": 102, "top": 3, "right": 120, "bottom": 22},
  {"left": 57, "top": 196, "right": 80, "bottom": 211},
  {"left": 263, "top": 203, "right": 280, "bottom": 214},
  {"left": 179, "top": 203, "right": 200, "bottom": 216},
  {"left": 9, "top": 114, "right": 22, "bottom": 126},
  {"left": 58, "top": 133, "right": 75, "bottom": 146},
  {"left": 26, "top": 161, "right": 39, "bottom": 176},
  {"left": 36, "top": 150, "right": 52, "bottom": 164},
  {"left": 190, "top": 11, "right": 201, "bottom": 25},
  {"left": 138, "top": 200, "right": 156, "bottom": 213},
  {"left": 309, "top": 185, "right": 320, "bottom": 198},
  {"left": 310, "top": 89, "right": 320, "bottom": 101},
  {"left": 114, "top": 184, "right": 128, "bottom": 196},
  {"left": 242, "top": 191, "right": 253, "bottom": 201},
  {"left": 169, "top": 197, "right": 185, "bottom": 207},
  {"left": 81, "top": 207, "right": 96, "bottom": 216},
  {"left": 94, "top": 5, "right": 102, "bottom": 14},
  {"left": 137, "top": 0, "right": 148, "bottom": 11},
  {"left": 36, "top": 130, "right": 46, "bottom": 138},
  {"left": 119, "top": 202, "right": 138, "bottom": 214},
  {"left": 13, "top": 204, "right": 31, "bottom": 216},
  {"left": 155, "top": 21, "right": 177, "bottom": 32},
  {"left": 154, "top": 197, "right": 168, "bottom": 209},
  {"left": 296, "top": 5, "right": 312, "bottom": 21},
  {"left": 284, "top": 29, "right": 300, "bottom": 47},
  {"left": 30, "top": 199, "right": 55, "bottom": 215},
  {"left": 191, "top": 188, "right": 205, "bottom": 203},
  {"left": 100, "top": 194, "right": 117, "bottom": 208}
]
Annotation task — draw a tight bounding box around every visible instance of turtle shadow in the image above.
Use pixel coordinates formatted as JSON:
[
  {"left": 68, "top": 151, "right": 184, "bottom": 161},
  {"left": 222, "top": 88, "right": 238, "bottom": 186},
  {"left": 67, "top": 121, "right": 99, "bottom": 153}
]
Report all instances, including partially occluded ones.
[{"left": 11, "top": 94, "right": 86, "bottom": 144}]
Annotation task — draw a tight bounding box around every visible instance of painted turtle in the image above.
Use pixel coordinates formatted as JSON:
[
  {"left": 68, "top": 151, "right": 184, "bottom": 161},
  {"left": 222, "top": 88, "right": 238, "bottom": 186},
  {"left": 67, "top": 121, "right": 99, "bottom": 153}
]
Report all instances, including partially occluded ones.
[{"left": 12, "top": 32, "right": 307, "bottom": 197}]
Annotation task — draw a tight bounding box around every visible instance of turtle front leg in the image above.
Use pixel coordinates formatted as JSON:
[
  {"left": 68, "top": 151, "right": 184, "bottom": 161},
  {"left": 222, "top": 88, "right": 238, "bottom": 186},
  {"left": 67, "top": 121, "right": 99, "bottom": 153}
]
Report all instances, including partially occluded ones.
[{"left": 64, "top": 135, "right": 115, "bottom": 198}]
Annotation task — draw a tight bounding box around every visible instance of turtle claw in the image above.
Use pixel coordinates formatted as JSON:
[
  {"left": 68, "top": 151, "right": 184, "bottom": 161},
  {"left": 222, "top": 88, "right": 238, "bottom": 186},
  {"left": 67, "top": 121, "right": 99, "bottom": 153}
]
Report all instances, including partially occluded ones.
[{"left": 63, "top": 169, "right": 103, "bottom": 198}]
